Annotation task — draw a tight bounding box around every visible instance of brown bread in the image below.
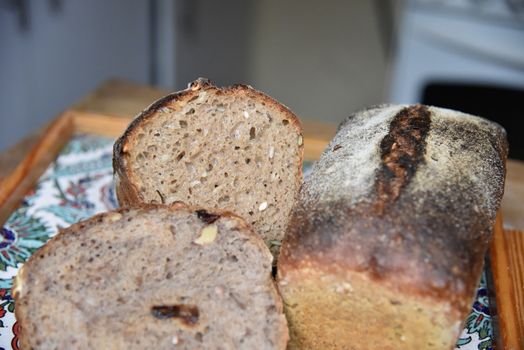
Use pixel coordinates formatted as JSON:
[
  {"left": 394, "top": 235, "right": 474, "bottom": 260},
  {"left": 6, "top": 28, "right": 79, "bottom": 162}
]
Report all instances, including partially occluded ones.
[
  {"left": 277, "top": 104, "right": 507, "bottom": 349},
  {"left": 113, "top": 78, "right": 303, "bottom": 254},
  {"left": 14, "top": 204, "right": 288, "bottom": 349}
]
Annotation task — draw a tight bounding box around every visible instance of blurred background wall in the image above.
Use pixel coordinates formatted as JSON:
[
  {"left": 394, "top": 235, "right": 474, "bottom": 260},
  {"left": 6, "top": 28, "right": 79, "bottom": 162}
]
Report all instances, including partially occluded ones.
[
  {"left": 0, "top": 0, "right": 394, "bottom": 151},
  {"left": 1, "top": 0, "right": 524, "bottom": 157},
  {"left": 248, "top": 0, "right": 388, "bottom": 123},
  {"left": 0, "top": 0, "right": 151, "bottom": 150}
]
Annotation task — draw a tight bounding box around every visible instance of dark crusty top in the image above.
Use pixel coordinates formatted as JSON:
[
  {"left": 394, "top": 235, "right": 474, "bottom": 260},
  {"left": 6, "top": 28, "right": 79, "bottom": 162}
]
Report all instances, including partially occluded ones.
[{"left": 279, "top": 104, "right": 507, "bottom": 313}]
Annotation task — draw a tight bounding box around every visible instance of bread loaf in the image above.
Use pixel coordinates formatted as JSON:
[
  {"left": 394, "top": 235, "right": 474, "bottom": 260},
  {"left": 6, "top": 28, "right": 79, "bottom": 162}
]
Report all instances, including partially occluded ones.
[
  {"left": 277, "top": 104, "right": 507, "bottom": 349},
  {"left": 13, "top": 204, "right": 288, "bottom": 349},
  {"left": 113, "top": 78, "right": 303, "bottom": 254}
]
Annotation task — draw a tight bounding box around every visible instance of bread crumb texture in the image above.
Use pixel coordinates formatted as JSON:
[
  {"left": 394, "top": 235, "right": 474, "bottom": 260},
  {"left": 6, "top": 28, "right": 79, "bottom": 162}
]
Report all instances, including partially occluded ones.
[
  {"left": 115, "top": 80, "right": 303, "bottom": 253},
  {"left": 15, "top": 206, "right": 288, "bottom": 349}
]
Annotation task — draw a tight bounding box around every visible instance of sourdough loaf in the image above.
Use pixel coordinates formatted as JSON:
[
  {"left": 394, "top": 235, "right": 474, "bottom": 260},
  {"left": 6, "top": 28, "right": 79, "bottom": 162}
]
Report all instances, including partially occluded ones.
[
  {"left": 113, "top": 78, "right": 303, "bottom": 254},
  {"left": 13, "top": 204, "right": 288, "bottom": 349},
  {"left": 277, "top": 104, "right": 507, "bottom": 349}
]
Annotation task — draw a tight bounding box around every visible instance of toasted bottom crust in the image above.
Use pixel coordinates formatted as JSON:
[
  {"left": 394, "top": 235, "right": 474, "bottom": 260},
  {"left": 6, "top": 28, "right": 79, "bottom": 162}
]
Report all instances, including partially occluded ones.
[{"left": 278, "top": 268, "right": 464, "bottom": 350}]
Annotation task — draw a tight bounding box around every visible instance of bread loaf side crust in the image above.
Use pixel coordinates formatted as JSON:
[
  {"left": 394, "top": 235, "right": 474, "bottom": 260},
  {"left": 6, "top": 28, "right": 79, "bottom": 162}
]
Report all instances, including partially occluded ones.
[
  {"left": 113, "top": 78, "right": 304, "bottom": 209},
  {"left": 278, "top": 104, "right": 507, "bottom": 348}
]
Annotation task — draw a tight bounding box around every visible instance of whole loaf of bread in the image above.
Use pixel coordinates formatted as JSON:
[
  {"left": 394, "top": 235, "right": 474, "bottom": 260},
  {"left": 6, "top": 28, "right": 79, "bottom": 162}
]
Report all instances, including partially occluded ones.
[{"left": 277, "top": 104, "right": 507, "bottom": 350}]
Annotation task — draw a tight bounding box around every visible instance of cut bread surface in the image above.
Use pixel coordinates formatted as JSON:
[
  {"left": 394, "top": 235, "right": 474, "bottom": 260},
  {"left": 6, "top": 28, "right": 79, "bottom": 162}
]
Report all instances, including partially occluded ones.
[
  {"left": 114, "top": 79, "right": 303, "bottom": 253},
  {"left": 13, "top": 204, "right": 288, "bottom": 349}
]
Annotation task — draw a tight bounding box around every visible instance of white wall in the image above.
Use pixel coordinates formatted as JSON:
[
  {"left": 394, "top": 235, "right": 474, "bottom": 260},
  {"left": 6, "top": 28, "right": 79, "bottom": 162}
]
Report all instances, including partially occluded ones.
[
  {"left": 248, "top": 0, "right": 388, "bottom": 123},
  {"left": 0, "top": 0, "right": 151, "bottom": 150}
]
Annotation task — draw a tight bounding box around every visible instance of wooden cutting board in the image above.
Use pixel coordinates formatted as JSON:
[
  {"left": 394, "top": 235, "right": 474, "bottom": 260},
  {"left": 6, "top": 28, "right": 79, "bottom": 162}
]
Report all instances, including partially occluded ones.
[{"left": 0, "top": 109, "right": 522, "bottom": 349}]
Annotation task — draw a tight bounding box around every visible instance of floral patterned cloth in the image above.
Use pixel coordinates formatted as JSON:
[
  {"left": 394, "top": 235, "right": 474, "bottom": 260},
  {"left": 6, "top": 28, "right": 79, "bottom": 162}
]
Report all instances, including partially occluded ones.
[{"left": 0, "top": 134, "right": 493, "bottom": 349}]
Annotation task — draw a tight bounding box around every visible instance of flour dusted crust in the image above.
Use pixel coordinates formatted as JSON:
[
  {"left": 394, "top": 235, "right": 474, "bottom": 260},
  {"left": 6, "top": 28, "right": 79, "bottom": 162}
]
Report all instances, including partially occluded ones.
[{"left": 278, "top": 104, "right": 507, "bottom": 349}]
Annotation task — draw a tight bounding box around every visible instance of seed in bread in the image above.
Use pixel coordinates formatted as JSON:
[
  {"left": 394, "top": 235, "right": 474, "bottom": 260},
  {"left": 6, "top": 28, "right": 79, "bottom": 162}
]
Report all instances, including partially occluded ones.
[{"left": 13, "top": 204, "right": 289, "bottom": 349}]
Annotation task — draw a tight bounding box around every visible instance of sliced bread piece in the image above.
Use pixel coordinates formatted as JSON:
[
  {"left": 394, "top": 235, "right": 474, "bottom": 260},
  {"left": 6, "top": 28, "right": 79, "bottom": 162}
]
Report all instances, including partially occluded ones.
[
  {"left": 113, "top": 78, "right": 303, "bottom": 253},
  {"left": 13, "top": 204, "right": 288, "bottom": 349}
]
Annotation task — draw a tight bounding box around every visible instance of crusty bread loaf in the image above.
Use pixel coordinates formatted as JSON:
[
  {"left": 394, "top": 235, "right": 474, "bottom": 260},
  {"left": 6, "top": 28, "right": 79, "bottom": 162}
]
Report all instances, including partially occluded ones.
[
  {"left": 113, "top": 78, "right": 303, "bottom": 254},
  {"left": 277, "top": 104, "right": 507, "bottom": 349},
  {"left": 13, "top": 204, "right": 288, "bottom": 349}
]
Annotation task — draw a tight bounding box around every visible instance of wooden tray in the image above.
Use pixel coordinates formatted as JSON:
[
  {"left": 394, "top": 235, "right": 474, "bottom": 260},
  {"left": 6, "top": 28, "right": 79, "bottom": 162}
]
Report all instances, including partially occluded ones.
[
  {"left": 0, "top": 110, "right": 521, "bottom": 349},
  {"left": 489, "top": 216, "right": 524, "bottom": 349}
]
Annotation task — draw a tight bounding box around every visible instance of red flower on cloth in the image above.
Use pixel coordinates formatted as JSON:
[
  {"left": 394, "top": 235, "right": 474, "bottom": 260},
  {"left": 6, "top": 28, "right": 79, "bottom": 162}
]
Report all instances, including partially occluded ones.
[
  {"left": 12, "top": 321, "right": 21, "bottom": 350},
  {"left": 0, "top": 289, "right": 7, "bottom": 318}
]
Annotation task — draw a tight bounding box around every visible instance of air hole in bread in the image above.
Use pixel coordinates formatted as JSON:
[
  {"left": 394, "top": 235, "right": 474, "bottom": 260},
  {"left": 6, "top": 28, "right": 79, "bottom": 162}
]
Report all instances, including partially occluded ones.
[
  {"left": 218, "top": 195, "right": 230, "bottom": 203},
  {"left": 195, "top": 332, "right": 203, "bottom": 342}
]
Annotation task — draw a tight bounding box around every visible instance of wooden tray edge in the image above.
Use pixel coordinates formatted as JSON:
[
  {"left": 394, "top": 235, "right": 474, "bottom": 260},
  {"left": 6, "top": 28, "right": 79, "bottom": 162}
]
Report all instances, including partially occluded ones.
[
  {"left": 489, "top": 213, "right": 524, "bottom": 350},
  {"left": 0, "top": 113, "right": 74, "bottom": 225}
]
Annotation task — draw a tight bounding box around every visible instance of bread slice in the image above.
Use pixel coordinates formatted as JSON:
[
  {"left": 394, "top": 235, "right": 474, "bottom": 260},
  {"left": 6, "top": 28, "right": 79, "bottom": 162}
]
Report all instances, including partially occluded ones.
[
  {"left": 113, "top": 78, "right": 303, "bottom": 253},
  {"left": 13, "top": 204, "right": 288, "bottom": 349},
  {"left": 277, "top": 105, "right": 507, "bottom": 349}
]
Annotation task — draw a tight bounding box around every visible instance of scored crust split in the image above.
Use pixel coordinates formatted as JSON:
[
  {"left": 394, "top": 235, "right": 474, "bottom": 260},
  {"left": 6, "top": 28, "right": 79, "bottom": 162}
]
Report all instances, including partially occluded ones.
[
  {"left": 113, "top": 78, "right": 304, "bottom": 254},
  {"left": 13, "top": 204, "right": 288, "bottom": 349}
]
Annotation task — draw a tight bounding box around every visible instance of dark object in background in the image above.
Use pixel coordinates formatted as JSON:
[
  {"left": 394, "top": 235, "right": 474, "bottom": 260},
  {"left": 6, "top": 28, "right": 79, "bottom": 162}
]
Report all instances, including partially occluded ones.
[{"left": 422, "top": 83, "right": 524, "bottom": 160}]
